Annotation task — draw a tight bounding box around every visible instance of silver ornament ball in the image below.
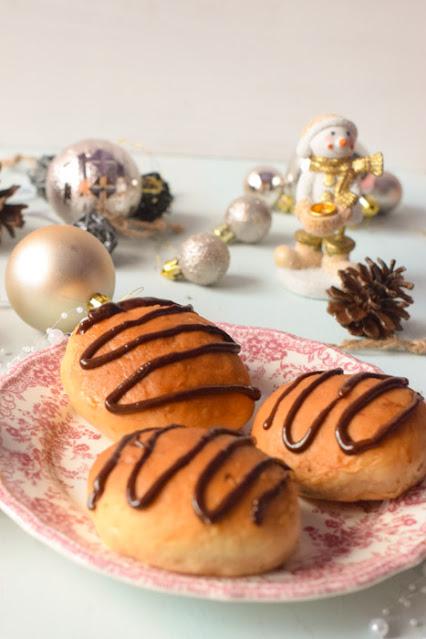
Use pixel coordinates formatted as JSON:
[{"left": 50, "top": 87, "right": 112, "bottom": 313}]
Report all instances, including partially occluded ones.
[
  {"left": 5, "top": 225, "right": 115, "bottom": 332},
  {"left": 360, "top": 171, "right": 402, "bottom": 214},
  {"left": 46, "top": 139, "right": 142, "bottom": 223},
  {"left": 179, "top": 233, "right": 230, "bottom": 286},
  {"left": 225, "top": 195, "right": 272, "bottom": 243},
  {"left": 243, "top": 166, "right": 284, "bottom": 206}
]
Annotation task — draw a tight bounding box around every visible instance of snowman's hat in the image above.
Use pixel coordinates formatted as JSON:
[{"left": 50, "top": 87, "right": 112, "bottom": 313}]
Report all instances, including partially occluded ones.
[{"left": 296, "top": 113, "right": 357, "bottom": 158}]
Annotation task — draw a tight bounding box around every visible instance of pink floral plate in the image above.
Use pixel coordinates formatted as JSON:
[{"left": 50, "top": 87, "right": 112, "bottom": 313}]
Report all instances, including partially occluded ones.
[{"left": 0, "top": 323, "right": 425, "bottom": 602}]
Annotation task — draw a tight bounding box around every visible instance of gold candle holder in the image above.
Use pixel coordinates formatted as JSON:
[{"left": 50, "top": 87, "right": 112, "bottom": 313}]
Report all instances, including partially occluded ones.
[{"left": 310, "top": 202, "right": 337, "bottom": 217}]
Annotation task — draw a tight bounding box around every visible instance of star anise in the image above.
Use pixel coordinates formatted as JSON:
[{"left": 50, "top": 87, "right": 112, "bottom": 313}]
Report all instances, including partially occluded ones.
[
  {"left": 0, "top": 185, "right": 27, "bottom": 241},
  {"left": 327, "top": 257, "right": 414, "bottom": 339}
]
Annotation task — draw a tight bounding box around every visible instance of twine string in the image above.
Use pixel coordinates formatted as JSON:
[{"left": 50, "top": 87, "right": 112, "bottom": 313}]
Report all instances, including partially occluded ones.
[
  {"left": 335, "top": 335, "right": 426, "bottom": 355},
  {"left": 0, "top": 154, "right": 38, "bottom": 170},
  {"left": 100, "top": 208, "right": 182, "bottom": 239}
]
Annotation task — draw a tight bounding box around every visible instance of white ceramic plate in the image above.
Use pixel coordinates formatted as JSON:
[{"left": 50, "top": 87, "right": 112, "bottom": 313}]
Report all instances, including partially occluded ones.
[{"left": 0, "top": 324, "right": 425, "bottom": 602}]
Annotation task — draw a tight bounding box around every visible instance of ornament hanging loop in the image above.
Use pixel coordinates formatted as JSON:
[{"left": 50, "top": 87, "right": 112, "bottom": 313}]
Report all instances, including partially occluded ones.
[
  {"left": 161, "top": 258, "right": 184, "bottom": 281},
  {"left": 358, "top": 194, "right": 380, "bottom": 218},
  {"left": 213, "top": 224, "right": 236, "bottom": 244},
  {"left": 87, "top": 292, "right": 113, "bottom": 311}
]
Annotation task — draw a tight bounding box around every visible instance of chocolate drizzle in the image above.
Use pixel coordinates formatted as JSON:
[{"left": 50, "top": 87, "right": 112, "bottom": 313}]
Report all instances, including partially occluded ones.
[
  {"left": 336, "top": 375, "right": 422, "bottom": 454},
  {"left": 88, "top": 426, "right": 290, "bottom": 526},
  {"left": 78, "top": 297, "right": 177, "bottom": 334},
  {"left": 263, "top": 369, "right": 423, "bottom": 455},
  {"left": 263, "top": 370, "right": 321, "bottom": 431},
  {"left": 78, "top": 297, "right": 260, "bottom": 413}
]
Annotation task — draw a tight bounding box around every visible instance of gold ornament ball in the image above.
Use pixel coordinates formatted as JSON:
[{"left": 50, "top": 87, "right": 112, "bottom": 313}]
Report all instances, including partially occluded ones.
[
  {"left": 46, "top": 138, "right": 142, "bottom": 224},
  {"left": 5, "top": 225, "right": 115, "bottom": 332},
  {"left": 243, "top": 166, "right": 284, "bottom": 206}
]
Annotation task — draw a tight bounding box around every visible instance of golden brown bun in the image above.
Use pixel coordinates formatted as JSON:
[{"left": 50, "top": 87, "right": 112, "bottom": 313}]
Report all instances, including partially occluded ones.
[
  {"left": 252, "top": 372, "right": 426, "bottom": 502},
  {"left": 61, "top": 298, "right": 257, "bottom": 440},
  {"left": 87, "top": 426, "right": 299, "bottom": 577}
]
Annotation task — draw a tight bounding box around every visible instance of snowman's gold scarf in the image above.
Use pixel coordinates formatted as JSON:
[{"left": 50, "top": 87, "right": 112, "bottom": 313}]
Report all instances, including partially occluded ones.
[{"left": 309, "top": 153, "right": 384, "bottom": 208}]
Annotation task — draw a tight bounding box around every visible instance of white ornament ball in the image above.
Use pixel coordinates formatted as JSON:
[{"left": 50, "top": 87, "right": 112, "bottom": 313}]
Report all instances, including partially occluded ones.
[
  {"left": 360, "top": 171, "right": 402, "bottom": 214},
  {"left": 368, "top": 617, "right": 389, "bottom": 637},
  {"left": 5, "top": 225, "right": 115, "bottom": 332},
  {"left": 179, "top": 233, "right": 230, "bottom": 286},
  {"left": 46, "top": 328, "right": 66, "bottom": 345},
  {"left": 225, "top": 195, "right": 272, "bottom": 243},
  {"left": 243, "top": 166, "right": 284, "bottom": 206},
  {"left": 409, "top": 618, "right": 420, "bottom": 628},
  {"left": 46, "top": 138, "right": 142, "bottom": 223}
]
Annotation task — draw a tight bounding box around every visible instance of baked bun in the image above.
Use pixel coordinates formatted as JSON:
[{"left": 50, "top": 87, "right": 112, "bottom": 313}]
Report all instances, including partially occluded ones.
[
  {"left": 87, "top": 425, "right": 299, "bottom": 576},
  {"left": 252, "top": 369, "right": 426, "bottom": 502},
  {"left": 61, "top": 297, "right": 260, "bottom": 440}
]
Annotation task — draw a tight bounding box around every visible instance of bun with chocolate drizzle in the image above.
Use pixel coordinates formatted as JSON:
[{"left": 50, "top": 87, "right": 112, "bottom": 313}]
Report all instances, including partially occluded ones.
[
  {"left": 61, "top": 297, "right": 260, "bottom": 440},
  {"left": 252, "top": 369, "right": 426, "bottom": 502},
  {"left": 87, "top": 425, "right": 299, "bottom": 576}
]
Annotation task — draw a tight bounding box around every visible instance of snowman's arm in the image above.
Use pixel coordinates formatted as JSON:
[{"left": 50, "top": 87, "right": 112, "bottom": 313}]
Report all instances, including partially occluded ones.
[{"left": 296, "top": 168, "right": 315, "bottom": 202}]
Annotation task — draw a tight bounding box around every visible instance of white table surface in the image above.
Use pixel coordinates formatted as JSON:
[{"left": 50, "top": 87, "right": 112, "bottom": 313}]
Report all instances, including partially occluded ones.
[{"left": 0, "top": 152, "right": 425, "bottom": 639}]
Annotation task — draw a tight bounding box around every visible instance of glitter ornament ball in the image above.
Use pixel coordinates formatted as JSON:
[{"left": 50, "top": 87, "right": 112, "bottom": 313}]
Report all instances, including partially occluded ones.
[
  {"left": 46, "top": 139, "right": 142, "bottom": 223},
  {"left": 243, "top": 166, "right": 284, "bottom": 206},
  {"left": 179, "top": 233, "right": 230, "bottom": 285},
  {"left": 225, "top": 195, "right": 272, "bottom": 243},
  {"left": 360, "top": 171, "right": 402, "bottom": 214},
  {"left": 5, "top": 225, "right": 115, "bottom": 332}
]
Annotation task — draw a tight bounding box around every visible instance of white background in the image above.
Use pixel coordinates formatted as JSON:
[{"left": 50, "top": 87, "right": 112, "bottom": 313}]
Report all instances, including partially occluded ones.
[{"left": 2, "top": 0, "right": 426, "bottom": 170}]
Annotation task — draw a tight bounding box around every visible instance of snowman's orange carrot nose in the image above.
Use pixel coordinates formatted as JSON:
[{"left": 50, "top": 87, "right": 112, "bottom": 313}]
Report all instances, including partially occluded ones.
[{"left": 338, "top": 137, "right": 347, "bottom": 148}]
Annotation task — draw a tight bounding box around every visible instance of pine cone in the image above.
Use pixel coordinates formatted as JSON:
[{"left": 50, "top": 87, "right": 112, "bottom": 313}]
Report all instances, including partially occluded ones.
[
  {"left": 327, "top": 257, "right": 414, "bottom": 339},
  {"left": 0, "top": 185, "right": 27, "bottom": 241}
]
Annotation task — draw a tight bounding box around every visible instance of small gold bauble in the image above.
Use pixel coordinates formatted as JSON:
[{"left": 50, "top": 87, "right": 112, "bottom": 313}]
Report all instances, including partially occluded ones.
[
  {"left": 274, "top": 193, "right": 294, "bottom": 214},
  {"left": 5, "top": 225, "right": 115, "bottom": 332}
]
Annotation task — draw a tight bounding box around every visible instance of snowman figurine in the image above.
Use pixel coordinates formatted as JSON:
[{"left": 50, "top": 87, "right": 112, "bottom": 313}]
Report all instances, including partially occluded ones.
[{"left": 275, "top": 114, "right": 383, "bottom": 275}]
